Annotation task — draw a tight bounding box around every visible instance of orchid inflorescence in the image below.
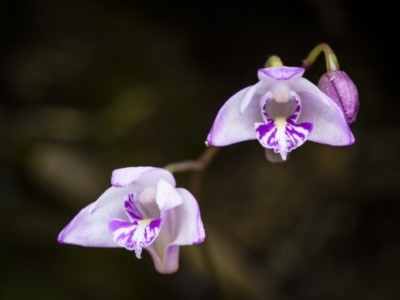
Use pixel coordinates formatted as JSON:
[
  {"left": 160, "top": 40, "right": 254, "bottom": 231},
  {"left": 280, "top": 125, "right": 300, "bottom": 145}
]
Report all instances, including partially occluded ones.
[{"left": 58, "top": 43, "right": 359, "bottom": 274}]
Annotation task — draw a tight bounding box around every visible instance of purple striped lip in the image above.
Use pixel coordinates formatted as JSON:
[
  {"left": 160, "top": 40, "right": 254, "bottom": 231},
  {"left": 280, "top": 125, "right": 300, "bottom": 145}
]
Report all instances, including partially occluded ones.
[
  {"left": 108, "top": 218, "right": 163, "bottom": 258},
  {"left": 255, "top": 96, "right": 313, "bottom": 160},
  {"left": 107, "top": 192, "right": 162, "bottom": 257}
]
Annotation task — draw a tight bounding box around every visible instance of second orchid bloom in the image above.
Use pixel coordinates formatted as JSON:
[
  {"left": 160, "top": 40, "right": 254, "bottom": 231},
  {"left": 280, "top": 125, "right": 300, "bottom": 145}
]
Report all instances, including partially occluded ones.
[
  {"left": 58, "top": 167, "right": 205, "bottom": 274},
  {"left": 206, "top": 66, "right": 356, "bottom": 162}
]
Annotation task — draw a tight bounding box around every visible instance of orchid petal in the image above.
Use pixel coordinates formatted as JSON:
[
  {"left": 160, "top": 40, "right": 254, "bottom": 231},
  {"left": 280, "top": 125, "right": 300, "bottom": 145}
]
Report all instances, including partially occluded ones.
[
  {"left": 108, "top": 218, "right": 162, "bottom": 258},
  {"left": 172, "top": 188, "right": 206, "bottom": 245},
  {"left": 256, "top": 97, "right": 313, "bottom": 160},
  {"left": 255, "top": 120, "right": 313, "bottom": 160},
  {"left": 145, "top": 188, "right": 205, "bottom": 274},
  {"left": 240, "top": 81, "right": 265, "bottom": 114},
  {"left": 206, "top": 86, "right": 262, "bottom": 146},
  {"left": 258, "top": 67, "right": 305, "bottom": 81},
  {"left": 90, "top": 185, "right": 137, "bottom": 213},
  {"left": 156, "top": 179, "right": 183, "bottom": 211},
  {"left": 264, "top": 148, "right": 286, "bottom": 163},
  {"left": 111, "top": 167, "right": 175, "bottom": 188},
  {"left": 296, "top": 90, "right": 354, "bottom": 146},
  {"left": 291, "top": 77, "right": 330, "bottom": 105},
  {"left": 147, "top": 245, "right": 180, "bottom": 274},
  {"left": 58, "top": 191, "right": 128, "bottom": 247}
]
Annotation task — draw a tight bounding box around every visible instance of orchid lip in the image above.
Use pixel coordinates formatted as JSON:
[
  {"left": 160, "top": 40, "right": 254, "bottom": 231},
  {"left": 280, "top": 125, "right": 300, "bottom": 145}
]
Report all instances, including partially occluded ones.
[
  {"left": 255, "top": 96, "right": 313, "bottom": 160},
  {"left": 108, "top": 218, "right": 163, "bottom": 258},
  {"left": 108, "top": 192, "right": 162, "bottom": 257}
]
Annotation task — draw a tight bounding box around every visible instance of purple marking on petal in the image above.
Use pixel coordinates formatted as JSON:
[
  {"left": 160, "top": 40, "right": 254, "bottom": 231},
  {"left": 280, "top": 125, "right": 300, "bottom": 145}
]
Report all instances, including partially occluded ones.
[
  {"left": 124, "top": 193, "right": 142, "bottom": 220},
  {"left": 255, "top": 104, "right": 314, "bottom": 161},
  {"left": 284, "top": 121, "right": 314, "bottom": 152},
  {"left": 255, "top": 120, "right": 276, "bottom": 142},
  {"left": 258, "top": 67, "right": 305, "bottom": 81},
  {"left": 108, "top": 218, "right": 163, "bottom": 258},
  {"left": 286, "top": 96, "right": 301, "bottom": 123},
  {"left": 261, "top": 102, "right": 269, "bottom": 119}
]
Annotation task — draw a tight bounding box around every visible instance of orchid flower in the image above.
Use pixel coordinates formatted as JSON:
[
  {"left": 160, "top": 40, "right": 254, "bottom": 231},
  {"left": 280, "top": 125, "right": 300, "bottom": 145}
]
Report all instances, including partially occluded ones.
[
  {"left": 58, "top": 167, "right": 205, "bottom": 274},
  {"left": 206, "top": 66, "right": 355, "bottom": 162}
]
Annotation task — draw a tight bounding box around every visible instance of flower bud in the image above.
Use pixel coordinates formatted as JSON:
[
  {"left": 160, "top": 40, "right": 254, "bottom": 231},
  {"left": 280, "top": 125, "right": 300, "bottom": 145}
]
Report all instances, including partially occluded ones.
[{"left": 318, "top": 71, "right": 359, "bottom": 124}]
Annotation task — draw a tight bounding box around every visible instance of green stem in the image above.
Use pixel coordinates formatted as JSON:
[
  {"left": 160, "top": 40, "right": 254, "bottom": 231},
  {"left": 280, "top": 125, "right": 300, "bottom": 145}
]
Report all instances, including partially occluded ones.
[{"left": 302, "top": 43, "right": 339, "bottom": 71}]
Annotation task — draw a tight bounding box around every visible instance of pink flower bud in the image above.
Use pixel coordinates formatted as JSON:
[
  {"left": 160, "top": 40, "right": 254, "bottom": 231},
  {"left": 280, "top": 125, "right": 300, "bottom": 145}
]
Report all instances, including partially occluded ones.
[{"left": 318, "top": 71, "right": 359, "bottom": 124}]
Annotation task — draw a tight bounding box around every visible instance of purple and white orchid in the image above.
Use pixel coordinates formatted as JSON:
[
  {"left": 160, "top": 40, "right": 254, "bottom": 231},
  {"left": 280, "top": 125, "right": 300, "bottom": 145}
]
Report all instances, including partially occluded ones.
[
  {"left": 58, "top": 167, "right": 205, "bottom": 274},
  {"left": 206, "top": 66, "right": 355, "bottom": 162}
]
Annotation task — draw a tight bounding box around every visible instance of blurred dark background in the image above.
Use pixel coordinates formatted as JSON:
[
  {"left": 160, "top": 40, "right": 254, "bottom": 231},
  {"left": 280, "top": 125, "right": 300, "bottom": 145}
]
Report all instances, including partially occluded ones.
[{"left": 1, "top": 0, "right": 400, "bottom": 299}]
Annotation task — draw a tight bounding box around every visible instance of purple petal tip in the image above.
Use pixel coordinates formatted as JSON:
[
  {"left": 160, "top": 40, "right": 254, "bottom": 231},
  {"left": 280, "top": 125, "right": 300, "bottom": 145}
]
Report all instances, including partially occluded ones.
[
  {"left": 193, "top": 236, "right": 206, "bottom": 245},
  {"left": 57, "top": 224, "right": 70, "bottom": 244}
]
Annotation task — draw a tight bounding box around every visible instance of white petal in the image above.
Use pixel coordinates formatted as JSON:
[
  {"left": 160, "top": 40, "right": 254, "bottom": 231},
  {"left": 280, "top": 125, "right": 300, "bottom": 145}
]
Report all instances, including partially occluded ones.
[
  {"left": 206, "top": 86, "right": 263, "bottom": 146},
  {"left": 58, "top": 190, "right": 128, "bottom": 247},
  {"left": 155, "top": 179, "right": 183, "bottom": 211},
  {"left": 91, "top": 185, "right": 135, "bottom": 212},
  {"left": 171, "top": 188, "right": 205, "bottom": 245},
  {"left": 294, "top": 79, "right": 354, "bottom": 145},
  {"left": 111, "top": 167, "right": 175, "bottom": 188},
  {"left": 146, "top": 244, "right": 180, "bottom": 274},
  {"left": 143, "top": 188, "right": 205, "bottom": 274},
  {"left": 240, "top": 81, "right": 266, "bottom": 113},
  {"left": 291, "top": 77, "right": 330, "bottom": 105}
]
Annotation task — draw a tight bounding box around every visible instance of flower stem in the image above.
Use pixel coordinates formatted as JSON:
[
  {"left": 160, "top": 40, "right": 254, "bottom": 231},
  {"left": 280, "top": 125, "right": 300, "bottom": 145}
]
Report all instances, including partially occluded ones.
[
  {"left": 187, "top": 148, "right": 224, "bottom": 298},
  {"left": 265, "top": 55, "right": 284, "bottom": 67},
  {"left": 302, "top": 43, "right": 339, "bottom": 71},
  {"left": 165, "top": 147, "right": 223, "bottom": 297},
  {"left": 165, "top": 147, "right": 220, "bottom": 175}
]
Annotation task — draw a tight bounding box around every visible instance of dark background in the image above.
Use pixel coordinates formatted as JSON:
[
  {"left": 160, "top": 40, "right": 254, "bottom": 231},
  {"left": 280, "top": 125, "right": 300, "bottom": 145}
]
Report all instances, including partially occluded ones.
[{"left": 1, "top": 0, "right": 400, "bottom": 299}]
